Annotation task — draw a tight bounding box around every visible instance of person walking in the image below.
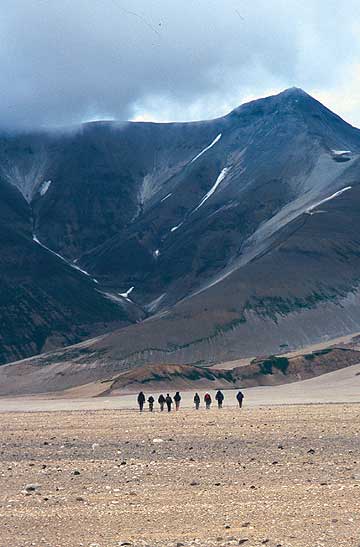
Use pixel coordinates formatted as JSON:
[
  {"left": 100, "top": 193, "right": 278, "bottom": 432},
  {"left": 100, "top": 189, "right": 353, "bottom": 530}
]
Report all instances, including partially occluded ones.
[
  {"left": 194, "top": 392, "right": 200, "bottom": 410},
  {"left": 204, "top": 392, "right": 212, "bottom": 410},
  {"left": 236, "top": 390, "right": 244, "bottom": 408},
  {"left": 215, "top": 390, "right": 224, "bottom": 409},
  {"left": 174, "top": 391, "right": 181, "bottom": 411},
  {"left": 165, "top": 393, "right": 173, "bottom": 412},
  {"left": 158, "top": 394, "right": 166, "bottom": 411},
  {"left": 148, "top": 395, "right": 154, "bottom": 412},
  {"left": 137, "top": 391, "right": 145, "bottom": 412}
]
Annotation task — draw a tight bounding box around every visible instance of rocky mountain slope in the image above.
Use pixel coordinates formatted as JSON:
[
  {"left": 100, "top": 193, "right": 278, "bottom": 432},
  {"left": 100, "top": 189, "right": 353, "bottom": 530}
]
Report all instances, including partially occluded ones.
[{"left": 1, "top": 87, "right": 360, "bottom": 374}]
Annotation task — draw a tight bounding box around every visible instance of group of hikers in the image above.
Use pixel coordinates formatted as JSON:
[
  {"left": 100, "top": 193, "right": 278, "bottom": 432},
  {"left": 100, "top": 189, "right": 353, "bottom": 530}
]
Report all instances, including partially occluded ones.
[{"left": 137, "top": 390, "right": 244, "bottom": 412}]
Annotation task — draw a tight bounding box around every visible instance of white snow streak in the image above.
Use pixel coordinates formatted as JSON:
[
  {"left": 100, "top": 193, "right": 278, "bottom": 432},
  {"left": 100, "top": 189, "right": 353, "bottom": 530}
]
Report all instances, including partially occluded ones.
[
  {"left": 32, "top": 234, "right": 99, "bottom": 284},
  {"left": 306, "top": 186, "right": 352, "bottom": 214},
  {"left": 331, "top": 150, "right": 351, "bottom": 156},
  {"left": 193, "top": 168, "right": 229, "bottom": 212},
  {"left": 190, "top": 133, "right": 222, "bottom": 164},
  {"left": 72, "top": 263, "right": 99, "bottom": 283},
  {"left": 39, "top": 180, "right": 52, "bottom": 196},
  {"left": 161, "top": 193, "right": 172, "bottom": 202},
  {"left": 119, "top": 286, "right": 134, "bottom": 301},
  {"left": 170, "top": 223, "right": 183, "bottom": 233}
]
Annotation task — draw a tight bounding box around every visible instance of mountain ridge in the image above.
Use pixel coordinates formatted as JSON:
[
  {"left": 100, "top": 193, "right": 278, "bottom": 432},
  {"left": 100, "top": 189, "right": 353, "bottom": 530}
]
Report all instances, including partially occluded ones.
[{"left": 1, "top": 88, "right": 360, "bottom": 377}]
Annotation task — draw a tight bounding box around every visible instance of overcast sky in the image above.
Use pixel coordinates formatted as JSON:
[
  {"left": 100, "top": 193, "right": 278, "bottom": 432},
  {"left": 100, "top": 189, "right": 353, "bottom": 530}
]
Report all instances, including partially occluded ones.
[{"left": 1, "top": 0, "right": 360, "bottom": 129}]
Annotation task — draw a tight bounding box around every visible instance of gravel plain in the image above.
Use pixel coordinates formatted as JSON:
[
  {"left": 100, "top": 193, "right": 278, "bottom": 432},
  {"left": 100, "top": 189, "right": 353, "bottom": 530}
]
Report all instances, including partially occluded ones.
[{"left": 0, "top": 403, "right": 359, "bottom": 547}]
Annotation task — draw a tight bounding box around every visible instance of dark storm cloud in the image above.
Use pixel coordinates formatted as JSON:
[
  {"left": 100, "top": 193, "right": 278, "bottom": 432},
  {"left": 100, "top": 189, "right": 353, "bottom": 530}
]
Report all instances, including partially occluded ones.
[{"left": 1, "top": 0, "right": 360, "bottom": 129}]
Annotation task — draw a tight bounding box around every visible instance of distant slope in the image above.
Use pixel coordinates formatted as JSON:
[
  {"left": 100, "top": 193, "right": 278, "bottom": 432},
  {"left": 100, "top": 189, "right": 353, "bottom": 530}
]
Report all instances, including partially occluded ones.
[
  {"left": 2, "top": 87, "right": 360, "bottom": 368},
  {"left": 71, "top": 182, "right": 360, "bottom": 367},
  {"left": 100, "top": 347, "right": 360, "bottom": 395},
  {"left": 0, "top": 338, "right": 359, "bottom": 396}
]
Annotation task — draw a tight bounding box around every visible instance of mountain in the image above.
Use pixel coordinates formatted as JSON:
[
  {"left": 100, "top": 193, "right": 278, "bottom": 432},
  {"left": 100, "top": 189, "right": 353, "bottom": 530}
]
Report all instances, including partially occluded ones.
[
  {"left": 0, "top": 170, "right": 140, "bottom": 364},
  {"left": 1, "top": 87, "right": 360, "bottom": 380}
]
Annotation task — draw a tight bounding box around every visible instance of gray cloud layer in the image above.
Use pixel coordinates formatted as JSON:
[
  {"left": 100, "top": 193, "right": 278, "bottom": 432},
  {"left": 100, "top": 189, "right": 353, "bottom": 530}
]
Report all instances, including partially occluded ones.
[{"left": 1, "top": 0, "right": 360, "bottom": 128}]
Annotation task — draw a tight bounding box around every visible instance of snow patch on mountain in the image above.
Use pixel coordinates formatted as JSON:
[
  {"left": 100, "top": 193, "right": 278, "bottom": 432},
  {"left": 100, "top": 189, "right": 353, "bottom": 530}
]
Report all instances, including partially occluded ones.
[
  {"left": 170, "top": 223, "right": 183, "bottom": 233},
  {"left": 190, "top": 133, "right": 222, "bottom": 163},
  {"left": 331, "top": 150, "right": 351, "bottom": 156},
  {"left": 306, "top": 186, "right": 352, "bottom": 213},
  {"left": 33, "top": 234, "right": 99, "bottom": 284},
  {"left": 192, "top": 154, "right": 357, "bottom": 298},
  {"left": 71, "top": 262, "right": 99, "bottom": 283},
  {"left": 39, "top": 180, "right": 52, "bottom": 196},
  {"left": 119, "top": 286, "right": 134, "bottom": 302},
  {"left": 161, "top": 193, "right": 172, "bottom": 202},
  {"left": 193, "top": 168, "right": 229, "bottom": 212}
]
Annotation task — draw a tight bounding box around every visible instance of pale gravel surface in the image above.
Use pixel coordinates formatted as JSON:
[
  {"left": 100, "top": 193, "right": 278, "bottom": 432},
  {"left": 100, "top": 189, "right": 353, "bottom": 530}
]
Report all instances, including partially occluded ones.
[
  {"left": 0, "top": 363, "right": 359, "bottom": 413},
  {"left": 0, "top": 404, "right": 359, "bottom": 547}
]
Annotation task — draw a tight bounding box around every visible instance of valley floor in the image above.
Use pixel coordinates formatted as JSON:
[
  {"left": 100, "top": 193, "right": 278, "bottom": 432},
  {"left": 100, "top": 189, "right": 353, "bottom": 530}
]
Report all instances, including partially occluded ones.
[
  {"left": 0, "top": 403, "right": 359, "bottom": 547},
  {"left": 0, "top": 362, "right": 359, "bottom": 412}
]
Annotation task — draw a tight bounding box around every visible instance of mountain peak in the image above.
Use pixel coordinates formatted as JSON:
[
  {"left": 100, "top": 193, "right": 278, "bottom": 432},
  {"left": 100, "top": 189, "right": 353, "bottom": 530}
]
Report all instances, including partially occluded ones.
[
  {"left": 229, "top": 86, "right": 313, "bottom": 119},
  {"left": 278, "top": 87, "right": 309, "bottom": 98}
]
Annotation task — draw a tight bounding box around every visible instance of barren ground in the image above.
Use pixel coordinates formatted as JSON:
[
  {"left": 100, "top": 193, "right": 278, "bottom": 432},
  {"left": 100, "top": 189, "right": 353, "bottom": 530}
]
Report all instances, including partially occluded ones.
[
  {"left": 1, "top": 403, "right": 359, "bottom": 547},
  {"left": 0, "top": 362, "right": 359, "bottom": 412}
]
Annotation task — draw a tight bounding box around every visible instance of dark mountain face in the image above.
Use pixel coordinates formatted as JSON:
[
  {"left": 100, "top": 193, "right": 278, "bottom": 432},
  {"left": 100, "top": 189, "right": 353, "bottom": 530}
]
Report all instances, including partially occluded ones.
[
  {"left": 78, "top": 88, "right": 360, "bottom": 308},
  {"left": 0, "top": 176, "right": 138, "bottom": 365},
  {"left": 1, "top": 87, "right": 360, "bottom": 370}
]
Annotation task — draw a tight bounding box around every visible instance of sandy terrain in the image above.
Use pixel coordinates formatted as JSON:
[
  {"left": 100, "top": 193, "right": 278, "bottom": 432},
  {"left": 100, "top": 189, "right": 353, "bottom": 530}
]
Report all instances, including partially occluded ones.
[{"left": 0, "top": 403, "right": 359, "bottom": 547}]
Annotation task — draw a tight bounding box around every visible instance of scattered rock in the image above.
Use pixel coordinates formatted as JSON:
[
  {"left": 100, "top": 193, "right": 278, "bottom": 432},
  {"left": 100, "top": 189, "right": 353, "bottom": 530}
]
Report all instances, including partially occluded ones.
[
  {"left": 238, "top": 541, "right": 249, "bottom": 545},
  {"left": 190, "top": 481, "right": 199, "bottom": 486},
  {"left": 73, "top": 469, "right": 81, "bottom": 475},
  {"left": 24, "top": 483, "right": 40, "bottom": 492}
]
